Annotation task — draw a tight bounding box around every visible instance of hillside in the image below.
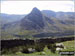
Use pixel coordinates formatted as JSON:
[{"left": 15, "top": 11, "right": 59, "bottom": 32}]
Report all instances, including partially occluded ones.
[{"left": 1, "top": 7, "right": 75, "bottom": 39}]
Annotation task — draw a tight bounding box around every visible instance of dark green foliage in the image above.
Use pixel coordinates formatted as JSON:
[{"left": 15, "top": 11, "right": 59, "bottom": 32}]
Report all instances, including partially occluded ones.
[
  {"left": 1, "top": 49, "right": 8, "bottom": 54},
  {"left": 1, "top": 47, "right": 20, "bottom": 54},
  {"left": 21, "top": 46, "right": 29, "bottom": 53},
  {"left": 34, "top": 43, "right": 45, "bottom": 52},
  {"left": 47, "top": 44, "right": 56, "bottom": 53},
  {"left": 1, "top": 46, "right": 30, "bottom": 54}
]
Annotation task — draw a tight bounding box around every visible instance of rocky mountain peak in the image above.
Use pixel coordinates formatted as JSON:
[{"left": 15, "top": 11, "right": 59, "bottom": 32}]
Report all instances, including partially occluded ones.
[{"left": 30, "top": 7, "right": 41, "bottom": 15}]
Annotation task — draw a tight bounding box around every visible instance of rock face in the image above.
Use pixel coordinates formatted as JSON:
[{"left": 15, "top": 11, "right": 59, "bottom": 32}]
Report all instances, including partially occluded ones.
[
  {"left": 56, "top": 43, "right": 65, "bottom": 51},
  {"left": 56, "top": 47, "right": 63, "bottom": 51},
  {"left": 20, "top": 7, "right": 45, "bottom": 31}
]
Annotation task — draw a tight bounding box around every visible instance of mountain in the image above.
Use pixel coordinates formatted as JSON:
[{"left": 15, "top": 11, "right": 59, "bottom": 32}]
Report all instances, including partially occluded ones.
[
  {"left": 20, "top": 7, "right": 74, "bottom": 32},
  {"left": 1, "top": 7, "right": 75, "bottom": 39},
  {"left": 42, "top": 10, "right": 75, "bottom": 20},
  {"left": 0, "top": 13, "right": 25, "bottom": 39},
  {"left": 56, "top": 12, "right": 75, "bottom": 20},
  {"left": 0, "top": 13, "right": 25, "bottom": 25},
  {"left": 20, "top": 7, "right": 45, "bottom": 31},
  {"left": 42, "top": 10, "right": 56, "bottom": 17},
  {"left": 0, "top": 13, "right": 25, "bottom": 33}
]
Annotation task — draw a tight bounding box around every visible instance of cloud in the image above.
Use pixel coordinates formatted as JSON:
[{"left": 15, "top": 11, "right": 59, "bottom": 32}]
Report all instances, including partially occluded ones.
[{"left": 1, "top": 1, "right": 74, "bottom": 14}]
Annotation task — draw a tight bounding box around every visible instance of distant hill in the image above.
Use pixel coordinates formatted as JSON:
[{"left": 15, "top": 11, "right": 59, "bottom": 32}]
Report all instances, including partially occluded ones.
[
  {"left": 42, "top": 10, "right": 75, "bottom": 20},
  {"left": 0, "top": 13, "right": 25, "bottom": 39},
  {"left": 0, "top": 13, "right": 25, "bottom": 25},
  {"left": 1, "top": 7, "right": 75, "bottom": 39}
]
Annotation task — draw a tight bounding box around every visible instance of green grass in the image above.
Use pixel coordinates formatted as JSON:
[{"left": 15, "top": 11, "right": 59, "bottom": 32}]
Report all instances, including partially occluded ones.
[{"left": 61, "top": 40, "right": 75, "bottom": 51}]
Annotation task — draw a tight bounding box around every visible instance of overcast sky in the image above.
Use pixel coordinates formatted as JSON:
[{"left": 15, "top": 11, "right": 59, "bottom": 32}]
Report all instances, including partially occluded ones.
[{"left": 1, "top": 1, "right": 74, "bottom": 14}]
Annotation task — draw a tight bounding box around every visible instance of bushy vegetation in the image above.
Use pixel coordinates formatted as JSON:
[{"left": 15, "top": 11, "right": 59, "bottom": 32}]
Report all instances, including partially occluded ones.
[
  {"left": 1, "top": 40, "right": 74, "bottom": 56},
  {"left": 1, "top": 47, "right": 19, "bottom": 54},
  {"left": 47, "top": 44, "right": 56, "bottom": 53},
  {"left": 1, "top": 36, "right": 74, "bottom": 55},
  {"left": 1, "top": 45, "right": 31, "bottom": 54},
  {"left": 34, "top": 43, "right": 45, "bottom": 52},
  {"left": 1, "top": 43, "right": 56, "bottom": 55}
]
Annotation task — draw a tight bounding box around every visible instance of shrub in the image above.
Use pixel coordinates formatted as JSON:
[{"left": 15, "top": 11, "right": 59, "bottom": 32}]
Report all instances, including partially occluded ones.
[
  {"left": 47, "top": 44, "right": 56, "bottom": 53},
  {"left": 1, "top": 47, "right": 19, "bottom": 54},
  {"left": 21, "top": 48, "right": 29, "bottom": 53},
  {"left": 34, "top": 43, "right": 45, "bottom": 52}
]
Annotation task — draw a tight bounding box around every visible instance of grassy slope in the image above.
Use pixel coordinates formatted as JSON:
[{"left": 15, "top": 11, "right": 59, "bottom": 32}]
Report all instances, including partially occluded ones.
[{"left": 62, "top": 40, "right": 75, "bottom": 51}]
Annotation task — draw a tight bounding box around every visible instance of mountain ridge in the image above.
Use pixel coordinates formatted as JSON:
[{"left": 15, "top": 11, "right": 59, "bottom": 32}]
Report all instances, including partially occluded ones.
[{"left": 1, "top": 7, "right": 75, "bottom": 39}]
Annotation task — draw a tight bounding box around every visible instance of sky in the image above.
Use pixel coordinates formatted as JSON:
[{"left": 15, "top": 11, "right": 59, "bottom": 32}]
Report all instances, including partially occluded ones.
[{"left": 1, "top": 1, "right": 74, "bottom": 15}]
